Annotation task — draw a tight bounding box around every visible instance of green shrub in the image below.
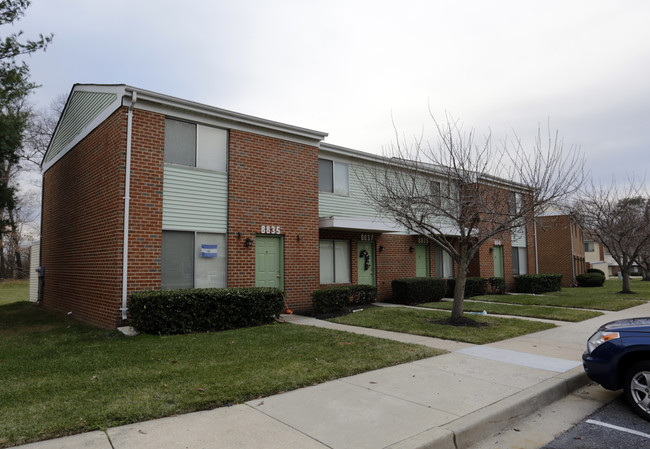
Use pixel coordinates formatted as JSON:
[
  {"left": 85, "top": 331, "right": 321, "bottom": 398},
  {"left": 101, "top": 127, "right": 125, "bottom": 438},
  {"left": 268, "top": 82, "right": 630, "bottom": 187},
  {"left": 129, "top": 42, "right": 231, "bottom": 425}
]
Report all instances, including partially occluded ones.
[
  {"left": 587, "top": 268, "right": 606, "bottom": 276},
  {"left": 488, "top": 277, "right": 506, "bottom": 294},
  {"left": 514, "top": 274, "right": 562, "bottom": 294},
  {"left": 577, "top": 272, "right": 606, "bottom": 287},
  {"left": 129, "top": 287, "right": 285, "bottom": 335},
  {"left": 391, "top": 278, "right": 447, "bottom": 304},
  {"left": 349, "top": 285, "right": 378, "bottom": 305},
  {"left": 445, "top": 277, "right": 488, "bottom": 298},
  {"left": 312, "top": 285, "right": 378, "bottom": 314}
]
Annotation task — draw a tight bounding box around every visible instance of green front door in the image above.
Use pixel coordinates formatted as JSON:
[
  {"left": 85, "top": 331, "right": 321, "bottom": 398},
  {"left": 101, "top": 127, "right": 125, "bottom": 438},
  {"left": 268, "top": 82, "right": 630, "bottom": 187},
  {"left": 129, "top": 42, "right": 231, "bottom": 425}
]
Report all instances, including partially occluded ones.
[
  {"left": 493, "top": 245, "right": 504, "bottom": 278},
  {"left": 415, "top": 244, "right": 429, "bottom": 277},
  {"left": 255, "top": 236, "right": 283, "bottom": 288},
  {"left": 357, "top": 241, "right": 376, "bottom": 286}
]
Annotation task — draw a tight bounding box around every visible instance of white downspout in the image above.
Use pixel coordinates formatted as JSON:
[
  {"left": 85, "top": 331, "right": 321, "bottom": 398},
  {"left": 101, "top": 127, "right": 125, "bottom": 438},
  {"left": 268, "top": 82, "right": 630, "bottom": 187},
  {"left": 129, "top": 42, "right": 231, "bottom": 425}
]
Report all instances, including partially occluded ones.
[
  {"left": 569, "top": 218, "right": 576, "bottom": 285},
  {"left": 121, "top": 90, "right": 137, "bottom": 321},
  {"left": 534, "top": 219, "right": 539, "bottom": 274}
]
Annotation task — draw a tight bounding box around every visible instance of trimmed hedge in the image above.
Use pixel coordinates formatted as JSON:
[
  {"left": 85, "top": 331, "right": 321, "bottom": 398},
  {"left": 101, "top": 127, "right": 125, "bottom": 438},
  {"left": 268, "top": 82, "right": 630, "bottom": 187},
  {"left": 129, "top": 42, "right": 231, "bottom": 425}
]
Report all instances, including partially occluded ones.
[
  {"left": 488, "top": 277, "right": 506, "bottom": 294},
  {"left": 312, "top": 285, "right": 377, "bottom": 314},
  {"left": 129, "top": 287, "right": 285, "bottom": 335},
  {"left": 445, "top": 277, "right": 488, "bottom": 298},
  {"left": 577, "top": 272, "right": 606, "bottom": 287},
  {"left": 514, "top": 274, "right": 562, "bottom": 294},
  {"left": 391, "top": 278, "right": 447, "bottom": 304},
  {"left": 587, "top": 268, "right": 606, "bottom": 276}
]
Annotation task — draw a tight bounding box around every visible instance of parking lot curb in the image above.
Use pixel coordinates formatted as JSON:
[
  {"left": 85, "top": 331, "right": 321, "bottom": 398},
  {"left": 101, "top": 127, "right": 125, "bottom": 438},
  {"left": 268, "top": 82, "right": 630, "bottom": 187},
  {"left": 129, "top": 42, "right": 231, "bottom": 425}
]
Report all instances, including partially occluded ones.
[{"left": 387, "top": 366, "right": 590, "bottom": 449}]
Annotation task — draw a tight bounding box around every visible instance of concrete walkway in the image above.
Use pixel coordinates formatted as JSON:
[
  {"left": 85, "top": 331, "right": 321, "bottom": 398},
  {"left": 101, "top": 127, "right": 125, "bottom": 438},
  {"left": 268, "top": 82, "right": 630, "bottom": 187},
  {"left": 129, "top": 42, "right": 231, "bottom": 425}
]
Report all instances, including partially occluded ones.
[{"left": 14, "top": 301, "right": 650, "bottom": 449}]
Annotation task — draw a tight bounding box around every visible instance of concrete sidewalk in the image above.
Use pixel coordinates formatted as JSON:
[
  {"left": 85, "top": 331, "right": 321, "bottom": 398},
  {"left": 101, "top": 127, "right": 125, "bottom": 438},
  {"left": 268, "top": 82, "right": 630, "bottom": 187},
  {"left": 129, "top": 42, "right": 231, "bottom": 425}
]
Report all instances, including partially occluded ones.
[{"left": 15, "top": 301, "right": 650, "bottom": 449}]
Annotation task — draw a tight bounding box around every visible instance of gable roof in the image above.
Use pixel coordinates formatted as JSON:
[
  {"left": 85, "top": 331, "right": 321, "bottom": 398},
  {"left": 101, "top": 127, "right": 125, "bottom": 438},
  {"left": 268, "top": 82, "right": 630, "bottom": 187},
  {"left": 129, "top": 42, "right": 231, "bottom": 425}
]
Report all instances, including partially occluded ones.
[{"left": 43, "top": 84, "right": 329, "bottom": 172}]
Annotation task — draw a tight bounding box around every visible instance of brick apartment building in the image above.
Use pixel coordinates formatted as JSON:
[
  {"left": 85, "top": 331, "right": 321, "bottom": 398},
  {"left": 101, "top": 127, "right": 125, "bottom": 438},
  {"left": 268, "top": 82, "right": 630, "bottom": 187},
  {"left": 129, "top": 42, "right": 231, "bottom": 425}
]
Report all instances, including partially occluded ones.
[
  {"left": 535, "top": 211, "right": 586, "bottom": 287},
  {"left": 39, "top": 84, "right": 537, "bottom": 328}
]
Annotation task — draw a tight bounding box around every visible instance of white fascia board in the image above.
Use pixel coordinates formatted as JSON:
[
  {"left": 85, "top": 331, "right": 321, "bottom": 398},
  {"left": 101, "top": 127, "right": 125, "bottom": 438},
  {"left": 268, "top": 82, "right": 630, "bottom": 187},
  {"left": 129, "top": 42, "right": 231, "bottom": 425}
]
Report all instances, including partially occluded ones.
[
  {"left": 42, "top": 84, "right": 127, "bottom": 173},
  {"left": 322, "top": 141, "right": 530, "bottom": 193},
  {"left": 320, "top": 143, "right": 447, "bottom": 176},
  {"left": 123, "top": 86, "right": 328, "bottom": 146},
  {"left": 319, "top": 216, "right": 404, "bottom": 233}
]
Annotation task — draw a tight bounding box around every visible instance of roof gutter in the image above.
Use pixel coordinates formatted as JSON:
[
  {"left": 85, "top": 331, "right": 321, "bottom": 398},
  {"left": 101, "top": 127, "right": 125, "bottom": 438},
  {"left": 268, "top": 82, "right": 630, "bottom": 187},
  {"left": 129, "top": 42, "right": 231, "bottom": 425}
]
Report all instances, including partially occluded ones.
[{"left": 121, "top": 90, "right": 137, "bottom": 321}]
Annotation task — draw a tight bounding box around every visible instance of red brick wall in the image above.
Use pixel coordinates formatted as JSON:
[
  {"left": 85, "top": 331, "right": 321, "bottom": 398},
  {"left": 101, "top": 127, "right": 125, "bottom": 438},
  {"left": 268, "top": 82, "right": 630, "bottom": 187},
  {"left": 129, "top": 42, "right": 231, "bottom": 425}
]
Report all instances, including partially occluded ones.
[
  {"left": 41, "top": 108, "right": 127, "bottom": 328},
  {"left": 375, "top": 235, "right": 419, "bottom": 300},
  {"left": 536, "top": 215, "right": 579, "bottom": 287},
  {"left": 125, "top": 110, "right": 165, "bottom": 295},
  {"left": 227, "top": 129, "right": 320, "bottom": 311},
  {"left": 41, "top": 107, "right": 165, "bottom": 328}
]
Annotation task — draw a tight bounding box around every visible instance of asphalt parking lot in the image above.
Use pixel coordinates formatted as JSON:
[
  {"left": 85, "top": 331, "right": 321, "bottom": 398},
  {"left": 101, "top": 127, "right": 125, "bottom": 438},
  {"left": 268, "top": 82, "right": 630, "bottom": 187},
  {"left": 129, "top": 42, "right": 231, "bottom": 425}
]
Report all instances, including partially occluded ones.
[{"left": 543, "top": 393, "right": 650, "bottom": 449}]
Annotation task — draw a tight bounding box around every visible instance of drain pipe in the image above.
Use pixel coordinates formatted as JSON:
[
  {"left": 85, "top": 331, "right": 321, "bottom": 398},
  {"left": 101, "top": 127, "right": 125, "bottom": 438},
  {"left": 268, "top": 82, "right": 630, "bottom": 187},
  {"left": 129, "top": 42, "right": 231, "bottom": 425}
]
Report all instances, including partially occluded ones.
[
  {"left": 533, "top": 219, "right": 539, "bottom": 274},
  {"left": 569, "top": 218, "right": 576, "bottom": 285},
  {"left": 121, "top": 90, "right": 137, "bottom": 321}
]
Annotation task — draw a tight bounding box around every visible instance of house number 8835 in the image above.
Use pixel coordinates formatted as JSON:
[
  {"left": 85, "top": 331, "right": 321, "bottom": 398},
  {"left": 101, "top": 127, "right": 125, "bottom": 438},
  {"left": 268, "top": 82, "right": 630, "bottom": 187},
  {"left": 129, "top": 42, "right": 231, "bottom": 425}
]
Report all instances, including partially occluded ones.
[{"left": 261, "top": 225, "right": 281, "bottom": 235}]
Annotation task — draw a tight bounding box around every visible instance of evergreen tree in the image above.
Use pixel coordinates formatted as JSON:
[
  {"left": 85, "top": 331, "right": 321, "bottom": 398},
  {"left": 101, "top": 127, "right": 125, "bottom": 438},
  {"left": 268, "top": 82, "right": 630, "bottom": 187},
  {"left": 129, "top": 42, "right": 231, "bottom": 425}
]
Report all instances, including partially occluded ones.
[{"left": 0, "top": 0, "right": 51, "bottom": 277}]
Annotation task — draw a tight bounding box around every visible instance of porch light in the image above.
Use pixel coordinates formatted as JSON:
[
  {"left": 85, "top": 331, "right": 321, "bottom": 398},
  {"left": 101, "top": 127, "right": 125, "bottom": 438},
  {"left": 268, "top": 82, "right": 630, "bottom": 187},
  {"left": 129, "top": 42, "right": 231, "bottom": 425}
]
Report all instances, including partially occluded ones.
[
  {"left": 409, "top": 246, "right": 414, "bottom": 253},
  {"left": 245, "top": 238, "right": 254, "bottom": 247}
]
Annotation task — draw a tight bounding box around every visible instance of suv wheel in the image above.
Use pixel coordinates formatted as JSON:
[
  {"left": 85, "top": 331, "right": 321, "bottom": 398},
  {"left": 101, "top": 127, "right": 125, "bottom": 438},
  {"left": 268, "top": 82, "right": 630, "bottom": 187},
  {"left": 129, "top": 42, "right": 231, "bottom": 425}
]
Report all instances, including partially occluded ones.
[{"left": 624, "top": 361, "right": 650, "bottom": 421}]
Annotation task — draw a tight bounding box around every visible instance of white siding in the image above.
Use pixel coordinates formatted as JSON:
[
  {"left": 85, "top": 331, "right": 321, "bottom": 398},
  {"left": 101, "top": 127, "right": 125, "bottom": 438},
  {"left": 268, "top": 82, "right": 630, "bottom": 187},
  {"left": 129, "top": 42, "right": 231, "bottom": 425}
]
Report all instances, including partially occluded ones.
[
  {"left": 29, "top": 242, "right": 40, "bottom": 302},
  {"left": 162, "top": 165, "right": 227, "bottom": 232},
  {"left": 511, "top": 225, "right": 527, "bottom": 247},
  {"left": 319, "top": 163, "right": 383, "bottom": 219}
]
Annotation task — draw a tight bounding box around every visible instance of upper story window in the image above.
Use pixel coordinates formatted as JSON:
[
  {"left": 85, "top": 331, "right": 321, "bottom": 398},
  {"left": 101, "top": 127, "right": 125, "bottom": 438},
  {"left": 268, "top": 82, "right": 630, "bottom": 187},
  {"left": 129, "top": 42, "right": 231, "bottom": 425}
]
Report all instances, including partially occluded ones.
[
  {"left": 431, "top": 181, "right": 442, "bottom": 208},
  {"left": 510, "top": 192, "right": 523, "bottom": 215},
  {"left": 584, "top": 241, "right": 595, "bottom": 252},
  {"left": 164, "top": 118, "right": 227, "bottom": 172},
  {"left": 318, "top": 158, "right": 349, "bottom": 195}
]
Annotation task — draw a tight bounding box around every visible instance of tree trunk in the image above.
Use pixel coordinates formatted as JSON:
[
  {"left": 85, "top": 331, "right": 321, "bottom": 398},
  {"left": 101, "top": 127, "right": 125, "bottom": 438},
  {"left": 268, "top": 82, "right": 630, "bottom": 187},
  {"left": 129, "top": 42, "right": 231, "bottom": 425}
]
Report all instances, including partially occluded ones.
[
  {"left": 621, "top": 269, "right": 633, "bottom": 293},
  {"left": 7, "top": 206, "right": 23, "bottom": 278},
  {"left": 641, "top": 265, "right": 650, "bottom": 281},
  {"left": 451, "top": 243, "right": 470, "bottom": 322}
]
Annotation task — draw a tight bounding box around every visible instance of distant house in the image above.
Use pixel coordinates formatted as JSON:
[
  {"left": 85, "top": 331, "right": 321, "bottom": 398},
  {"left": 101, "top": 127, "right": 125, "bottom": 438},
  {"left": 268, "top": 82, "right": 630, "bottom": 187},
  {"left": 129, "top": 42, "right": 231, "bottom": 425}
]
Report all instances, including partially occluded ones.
[
  {"left": 38, "top": 84, "right": 537, "bottom": 328},
  {"left": 584, "top": 236, "right": 641, "bottom": 277},
  {"left": 535, "top": 211, "right": 586, "bottom": 287}
]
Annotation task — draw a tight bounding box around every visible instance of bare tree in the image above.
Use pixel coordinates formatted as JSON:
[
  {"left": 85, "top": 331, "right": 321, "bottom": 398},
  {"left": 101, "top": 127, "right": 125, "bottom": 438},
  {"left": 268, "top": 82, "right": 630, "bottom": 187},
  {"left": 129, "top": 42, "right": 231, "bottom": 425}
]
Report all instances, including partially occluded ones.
[
  {"left": 21, "top": 93, "right": 65, "bottom": 167},
  {"left": 638, "top": 250, "right": 650, "bottom": 281},
  {"left": 360, "top": 114, "right": 584, "bottom": 323},
  {"left": 574, "top": 182, "right": 650, "bottom": 293},
  {"left": 0, "top": 94, "right": 63, "bottom": 278}
]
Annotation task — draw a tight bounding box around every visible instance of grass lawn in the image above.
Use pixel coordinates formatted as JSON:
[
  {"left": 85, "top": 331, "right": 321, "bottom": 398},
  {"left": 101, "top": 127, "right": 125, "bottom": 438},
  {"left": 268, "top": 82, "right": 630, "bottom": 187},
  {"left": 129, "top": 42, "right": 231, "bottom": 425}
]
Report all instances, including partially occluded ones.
[
  {"left": 0, "top": 279, "right": 28, "bottom": 305},
  {"left": 0, "top": 302, "right": 442, "bottom": 447},
  {"left": 471, "top": 279, "right": 649, "bottom": 311},
  {"left": 419, "top": 300, "right": 603, "bottom": 322},
  {"left": 329, "top": 307, "right": 555, "bottom": 344}
]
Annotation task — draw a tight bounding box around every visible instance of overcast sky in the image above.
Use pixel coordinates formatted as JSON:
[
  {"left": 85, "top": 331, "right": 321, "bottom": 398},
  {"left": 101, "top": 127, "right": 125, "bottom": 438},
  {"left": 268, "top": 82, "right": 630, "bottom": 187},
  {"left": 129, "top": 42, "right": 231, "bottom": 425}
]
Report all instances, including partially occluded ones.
[{"left": 13, "top": 0, "right": 650, "bottom": 184}]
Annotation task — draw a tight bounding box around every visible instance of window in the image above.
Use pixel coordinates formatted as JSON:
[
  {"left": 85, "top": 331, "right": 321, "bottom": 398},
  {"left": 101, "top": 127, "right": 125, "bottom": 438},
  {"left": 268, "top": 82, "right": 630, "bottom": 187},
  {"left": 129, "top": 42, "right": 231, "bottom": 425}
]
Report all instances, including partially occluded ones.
[
  {"left": 431, "top": 181, "right": 442, "bottom": 208},
  {"left": 162, "top": 231, "right": 194, "bottom": 289},
  {"left": 584, "top": 241, "right": 595, "bottom": 252},
  {"left": 318, "top": 158, "right": 349, "bottom": 195},
  {"left": 165, "top": 119, "right": 196, "bottom": 167},
  {"left": 165, "top": 118, "right": 227, "bottom": 171},
  {"left": 162, "top": 231, "right": 226, "bottom": 289},
  {"left": 319, "top": 239, "right": 351, "bottom": 283},
  {"left": 510, "top": 192, "right": 523, "bottom": 215},
  {"left": 434, "top": 245, "right": 454, "bottom": 278},
  {"left": 512, "top": 247, "right": 528, "bottom": 275}
]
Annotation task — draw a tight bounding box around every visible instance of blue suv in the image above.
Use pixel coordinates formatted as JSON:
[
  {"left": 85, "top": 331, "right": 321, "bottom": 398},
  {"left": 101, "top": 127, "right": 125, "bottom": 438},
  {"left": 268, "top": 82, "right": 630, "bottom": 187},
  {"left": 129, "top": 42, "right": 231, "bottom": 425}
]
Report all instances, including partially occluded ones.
[{"left": 583, "top": 317, "right": 650, "bottom": 421}]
